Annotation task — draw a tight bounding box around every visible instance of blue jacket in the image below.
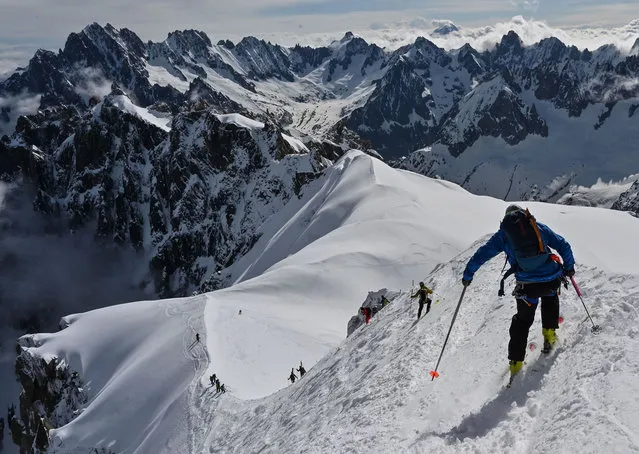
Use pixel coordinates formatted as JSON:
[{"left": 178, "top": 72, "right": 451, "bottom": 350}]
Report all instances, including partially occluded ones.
[{"left": 463, "top": 222, "right": 575, "bottom": 284}]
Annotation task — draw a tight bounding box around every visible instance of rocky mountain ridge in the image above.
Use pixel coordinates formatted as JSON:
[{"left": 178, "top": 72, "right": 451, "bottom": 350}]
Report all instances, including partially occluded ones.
[{"left": 1, "top": 23, "right": 638, "bottom": 298}]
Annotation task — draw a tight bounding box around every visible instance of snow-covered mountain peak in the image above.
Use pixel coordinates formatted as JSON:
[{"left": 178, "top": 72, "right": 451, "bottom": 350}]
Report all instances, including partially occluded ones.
[
  {"left": 496, "top": 30, "right": 525, "bottom": 54},
  {"left": 456, "top": 42, "right": 486, "bottom": 76},
  {"left": 165, "top": 29, "right": 213, "bottom": 56},
  {"left": 340, "top": 31, "right": 356, "bottom": 43},
  {"left": 78, "top": 22, "right": 145, "bottom": 60},
  {"left": 630, "top": 37, "right": 639, "bottom": 56},
  {"left": 533, "top": 36, "right": 570, "bottom": 61},
  {"left": 432, "top": 20, "right": 460, "bottom": 36},
  {"left": 328, "top": 31, "right": 374, "bottom": 57},
  {"left": 400, "top": 36, "right": 451, "bottom": 68},
  {"left": 591, "top": 43, "right": 623, "bottom": 66}
]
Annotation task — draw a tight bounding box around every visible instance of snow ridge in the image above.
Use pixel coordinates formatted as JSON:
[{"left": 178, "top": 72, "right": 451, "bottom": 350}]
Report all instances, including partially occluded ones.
[{"left": 10, "top": 154, "right": 639, "bottom": 453}]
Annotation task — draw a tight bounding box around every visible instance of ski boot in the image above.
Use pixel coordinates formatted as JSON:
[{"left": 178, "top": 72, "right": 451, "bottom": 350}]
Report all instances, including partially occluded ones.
[
  {"left": 542, "top": 328, "right": 557, "bottom": 354},
  {"left": 507, "top": 360, "right": 524, "bottom": 387}
]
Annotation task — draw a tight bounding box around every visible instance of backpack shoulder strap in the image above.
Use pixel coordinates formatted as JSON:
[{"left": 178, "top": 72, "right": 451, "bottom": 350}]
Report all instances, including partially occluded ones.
[{"left": 524, "top": 209, "right": 545, "bottom": 254}]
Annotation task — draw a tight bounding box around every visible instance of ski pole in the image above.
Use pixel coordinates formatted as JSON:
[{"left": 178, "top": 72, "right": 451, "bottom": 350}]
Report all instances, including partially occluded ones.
[
  {"left": 569, "top": 275, "right": 601, "bottom": 334},
  {"left": 430, "top": 285, "right": 467, "bottom": 380}
]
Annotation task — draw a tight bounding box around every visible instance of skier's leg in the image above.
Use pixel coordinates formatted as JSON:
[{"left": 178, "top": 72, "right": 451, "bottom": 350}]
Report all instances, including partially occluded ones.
[
  {"left": 540, "top": 293, "right": 560, "bottom": 329},
  {"left": 541, "top": 293, "right": 559, "bottom": 351},
  {"left": 426, "top": 298, "right": 432, "bottom": 314},
  {"left": 508, "top": 298, "right": 538, "bottom": 361},
  {"left": 417, "top": 302, "right": 423, "bottom": 319}
]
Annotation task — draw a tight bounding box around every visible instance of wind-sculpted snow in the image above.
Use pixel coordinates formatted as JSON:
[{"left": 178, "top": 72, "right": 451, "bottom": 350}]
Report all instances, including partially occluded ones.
[{"left": 11, "top": 153, "right": 639, "bottom": 453}]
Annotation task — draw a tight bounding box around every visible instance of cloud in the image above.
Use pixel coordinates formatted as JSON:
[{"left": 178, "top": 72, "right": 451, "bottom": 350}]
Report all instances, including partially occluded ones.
[
  {"left": 0, "top": 181, "right": 9, "bottom": 211},
  {"left": 0, "top": 44, "right": 34, "bottom": 81},
  {"left": 510, "top": 0, "right": 540, "bottom": 12},
  {"left": 0, "top": 183, "right": 150, "bottom": 336},
  {"left": 73, "top": 67, "right": 112, "bottom": 104},
  {"left": 316, "top": 16, "right": 639, "bottom": 53},
  {"left": 0, "top": 92, "right": 41, "bottom": 136},
  {"left": 585, "top": 75, "right": 639, "bottom": 103}
]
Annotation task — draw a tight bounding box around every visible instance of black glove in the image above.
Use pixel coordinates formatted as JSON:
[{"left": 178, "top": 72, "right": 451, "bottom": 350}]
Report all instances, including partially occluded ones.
[
  {"left": 462, "top": 278, "right": 472, "bottom": 287},
  {"left": 563, "top": 267, "right": 575, "bottom": 277}
]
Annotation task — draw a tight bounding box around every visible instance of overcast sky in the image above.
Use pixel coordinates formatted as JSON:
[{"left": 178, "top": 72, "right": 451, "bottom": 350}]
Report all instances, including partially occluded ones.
[{"left": 0, "top": 0, "right": 638, "bottom": 74}]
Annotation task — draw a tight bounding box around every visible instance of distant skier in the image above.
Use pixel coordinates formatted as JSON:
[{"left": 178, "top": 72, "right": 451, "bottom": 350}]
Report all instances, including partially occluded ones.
[
  {"left": 288, "top": 368, "right": 298, "bottom": 384},
  {"left": 196, "top": 333, "right": 200, "bottom": 343},
  {"left": 210, "top": 374, "right": 216, "bottom": 386},
  {"left": 462, "top": 205, "right": 575, "bottom": 381},
  {"left": 380, "top": 295, "right": 390, "bottom": 307},
  {"left": 220, "top": 384, "right": 226, "bottom": 393},
  {"left": 297, "top": 362, "right": 306, "bottom": 377},
  {"left": 411, "top": 282, "right": 433, "bottom": 320},
  {"left": 361, "top": 307, "right": 372, "bottom": 324},
  {"left": 238, "top": 309, "right": 242, "bottom": 315},
  {"left": 215, "top": 379, "right": 221, "bottom": 393}
]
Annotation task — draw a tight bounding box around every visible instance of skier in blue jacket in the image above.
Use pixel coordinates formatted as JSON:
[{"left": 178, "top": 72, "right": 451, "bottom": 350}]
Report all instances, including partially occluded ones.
[{"left": 462, "top": 205, "right": 575, "bottom": 379}]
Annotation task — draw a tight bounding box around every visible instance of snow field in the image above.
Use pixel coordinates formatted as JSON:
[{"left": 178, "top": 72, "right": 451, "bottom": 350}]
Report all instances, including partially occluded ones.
[
  {"left": 25, "top": 296, "right": 207, "bottom": 453},
  {"left": 198, "top": 249, "right": 639, "bottom": 454},
  {"left": 14, "top": 152, "right": 639, "bottom": 453}
]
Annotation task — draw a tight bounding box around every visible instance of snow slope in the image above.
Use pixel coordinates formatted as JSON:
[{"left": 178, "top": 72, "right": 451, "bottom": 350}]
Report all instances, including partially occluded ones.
[
  {"left": 93, "top": 94, "right": 172, "bottom": 131},
  {"left": 17, "top": 151, "right": 639, "bottom": 453}
]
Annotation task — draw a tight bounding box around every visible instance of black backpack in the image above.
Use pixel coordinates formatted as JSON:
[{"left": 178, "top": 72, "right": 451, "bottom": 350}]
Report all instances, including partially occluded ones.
[{"left": 500, "top": 208, "right": 549, "bottom": 272}]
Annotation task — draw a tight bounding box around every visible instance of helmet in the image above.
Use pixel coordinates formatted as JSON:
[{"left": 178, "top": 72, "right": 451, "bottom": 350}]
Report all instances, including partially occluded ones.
[
  {"left": 419, "top": 281, "right": 425, "bottom": 287},
  {"left": 505, "top": 204, "right": 524, "bottom": 216}
]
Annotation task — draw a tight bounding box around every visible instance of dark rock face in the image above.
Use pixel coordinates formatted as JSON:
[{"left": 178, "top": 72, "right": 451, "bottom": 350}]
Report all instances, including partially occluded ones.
[
  {"left": 347, "top": 58, "right": 437, "bottom": 157},
  {"left": 341, "top": 30, "right": 638, "bottom": 155},
  {"left": 346, "top": 289, "right": 397, "bottom": 336},
  {"left": 289, "top": 44, "right": 332, "bottom": 74},
  {"left": 458, "top": 44, "right": 487, "bottom": 77},
  {"left": 10, "top": 338, "right": 88, "bottom": 452},
  {"left": 326, "top": 34, "right": 385, "bottom": 81},
  {"left": 3, "top": 24, "right": 639, "bottom": 163},
  {"left": 2, "top": 77, "right": 327, "bottom": 299},
  {"left": 612, "top": 180, "right": 639, "bottom": 217},
  {"left": 184, "top": 78, "right": 247, "bottom": 113},
  {"left": 438, "top": 76, "right": 548, "bottom": 156},
  {"left": 25, "top": 97, "right": 166, "bottom": 251},
  {"left": 233, "top": 37, "right": 295, "bottom": 82},
  {"left": 148, "top": 112, "right": 325, "bottom": 295},
  {"left": 1, "top": 22, "right": 638, "bottom": 299}
]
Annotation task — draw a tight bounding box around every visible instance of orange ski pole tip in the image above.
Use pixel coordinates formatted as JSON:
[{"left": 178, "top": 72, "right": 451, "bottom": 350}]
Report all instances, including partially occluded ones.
[{"left": 429, "top": 370, "right": 439, "bottom": 379}]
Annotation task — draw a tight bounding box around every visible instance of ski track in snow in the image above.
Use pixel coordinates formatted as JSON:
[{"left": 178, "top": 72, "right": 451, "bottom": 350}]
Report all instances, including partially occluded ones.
[{"left": 163, "top": 295, "right": 209, "bottom": 454}]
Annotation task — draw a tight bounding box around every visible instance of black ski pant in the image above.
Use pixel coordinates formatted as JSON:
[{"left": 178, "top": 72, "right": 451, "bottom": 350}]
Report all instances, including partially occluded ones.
[
  {"left": 508, "top": 279, "right": 560, "bottom": 362},
  {"left": 417, "top": 298, "right": 432, "bottom": 319}
]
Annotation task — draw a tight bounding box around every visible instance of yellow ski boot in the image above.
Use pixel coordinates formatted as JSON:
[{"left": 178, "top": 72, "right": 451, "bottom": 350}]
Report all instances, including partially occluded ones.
[
  {"left": 507, "top": 360, "right": 524, "bottom": 387},
  {"left": 542, "top": 328, "right": 557, "bottom": 354}
]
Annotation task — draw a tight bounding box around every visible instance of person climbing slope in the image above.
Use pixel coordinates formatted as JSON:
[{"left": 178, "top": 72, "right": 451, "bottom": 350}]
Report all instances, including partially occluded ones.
[
  {"left": 297, "top": 362, "right": 306, "bottom": 377},
  {"left": 411, "top": 282, "right": 433, "bottom": 320},
  {"left": 461, "top": 205, "right": 575, "bottom": 382},
  {"left": 288, "top": 368, "right": 298, "bottom": 384}
]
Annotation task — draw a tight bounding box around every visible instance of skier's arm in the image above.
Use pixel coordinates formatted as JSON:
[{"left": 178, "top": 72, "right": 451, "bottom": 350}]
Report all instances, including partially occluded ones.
[
  {"left": 540, "top": 224, "right": 575, "bottom": 269},
  {"left": 425, "top": 286, "right": 433, "bottom": 294},
  {"left": 463, "top": 231, "right": 505, "bottom": 281}
]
